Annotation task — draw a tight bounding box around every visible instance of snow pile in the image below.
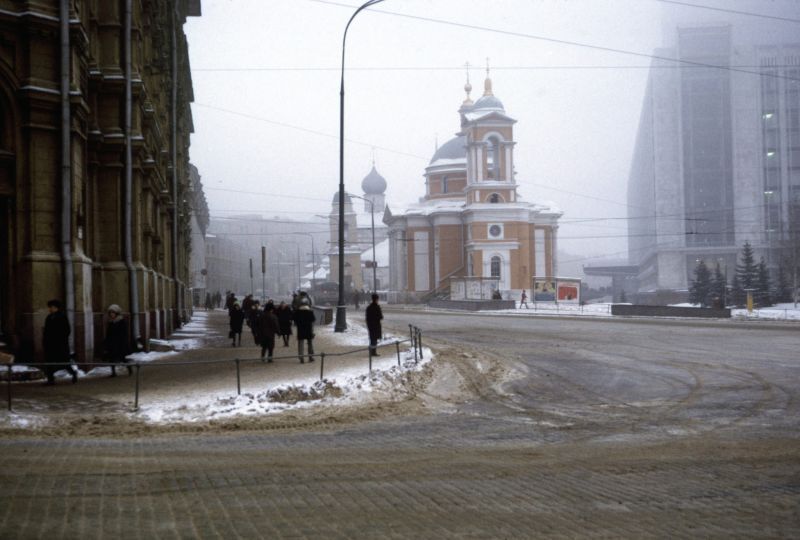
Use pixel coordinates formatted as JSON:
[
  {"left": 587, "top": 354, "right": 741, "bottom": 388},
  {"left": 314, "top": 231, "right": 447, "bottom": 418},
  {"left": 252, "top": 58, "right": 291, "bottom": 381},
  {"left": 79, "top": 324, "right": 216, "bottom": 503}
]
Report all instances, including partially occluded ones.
[{"left": 266, "top": 379, "right": 343, "bottom": 403}]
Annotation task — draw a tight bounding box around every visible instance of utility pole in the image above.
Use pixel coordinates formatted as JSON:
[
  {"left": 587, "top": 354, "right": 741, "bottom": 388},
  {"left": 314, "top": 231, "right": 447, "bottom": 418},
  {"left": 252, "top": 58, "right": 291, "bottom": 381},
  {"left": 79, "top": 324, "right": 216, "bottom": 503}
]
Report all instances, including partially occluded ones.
[
  {"left": 349, "top": 193, "right": 377, "bottom": 293},
  {"left": 249, "top": 258, "right": 253, "bottom": 297},
  {"left": 336, "top": 0, "right": 385, "bottom": 332},
  {"left": 261, "top": 246, "right": 266, "bottom": 303}
]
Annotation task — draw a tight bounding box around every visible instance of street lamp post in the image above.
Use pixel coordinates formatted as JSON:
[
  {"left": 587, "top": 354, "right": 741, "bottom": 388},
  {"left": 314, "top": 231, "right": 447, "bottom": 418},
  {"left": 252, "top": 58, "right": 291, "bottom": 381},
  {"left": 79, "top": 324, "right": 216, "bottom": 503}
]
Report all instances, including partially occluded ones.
[
  {"left": 336, "top": 0, "right": 386, "bottom": 332},
  {"left": 349, "top": 193, "right": 377, "bottom": 293}
]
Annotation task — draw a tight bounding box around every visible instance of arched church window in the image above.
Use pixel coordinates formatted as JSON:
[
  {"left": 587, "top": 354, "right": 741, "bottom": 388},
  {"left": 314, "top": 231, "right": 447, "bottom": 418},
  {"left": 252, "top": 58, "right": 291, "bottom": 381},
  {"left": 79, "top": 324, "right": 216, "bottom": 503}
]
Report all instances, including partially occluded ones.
[
  {"left": 442, "top": 176, "right": 448, "bottom": 194},
  {"left": 490, "top": 256, "right": 501, "bottom": 279},
  {"left": 486, "top": 136, "right": 501, "bottom": 180},
  {"left": 489, "top": 193, "right": 501, "bottom": 203}
]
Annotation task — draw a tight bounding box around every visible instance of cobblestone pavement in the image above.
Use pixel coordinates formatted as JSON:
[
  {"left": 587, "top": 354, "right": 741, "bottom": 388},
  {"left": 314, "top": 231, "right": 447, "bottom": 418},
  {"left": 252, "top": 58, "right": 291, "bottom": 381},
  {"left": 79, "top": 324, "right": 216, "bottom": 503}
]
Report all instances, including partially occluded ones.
[{"left": 1, "top": 310, "right": 799, "bottom": 538}]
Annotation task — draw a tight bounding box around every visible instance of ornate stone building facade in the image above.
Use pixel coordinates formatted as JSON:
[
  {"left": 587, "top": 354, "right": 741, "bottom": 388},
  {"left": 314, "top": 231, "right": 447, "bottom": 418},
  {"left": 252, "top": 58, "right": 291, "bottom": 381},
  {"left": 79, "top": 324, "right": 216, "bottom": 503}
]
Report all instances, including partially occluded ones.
[
  {"left": 385, "top": 72, "right": 562, "bottom": 300},
  {"left": 0, "top": 0, "right": 201, "bottom": 362}
]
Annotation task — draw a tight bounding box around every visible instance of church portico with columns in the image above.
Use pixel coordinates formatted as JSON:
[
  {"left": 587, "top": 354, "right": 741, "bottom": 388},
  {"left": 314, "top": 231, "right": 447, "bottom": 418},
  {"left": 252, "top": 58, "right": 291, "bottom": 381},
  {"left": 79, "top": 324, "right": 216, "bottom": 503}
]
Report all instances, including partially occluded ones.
[{"left": 385, "top": 69, "right": 561, "bottom": 301}]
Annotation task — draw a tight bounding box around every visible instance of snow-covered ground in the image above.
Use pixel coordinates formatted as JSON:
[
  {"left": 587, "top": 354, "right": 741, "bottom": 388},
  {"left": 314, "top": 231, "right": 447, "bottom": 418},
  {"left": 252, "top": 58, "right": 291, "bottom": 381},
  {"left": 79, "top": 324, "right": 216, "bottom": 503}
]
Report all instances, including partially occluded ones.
[
  {"left": 138, "top": 318, "right": 431, "bottom": 423},
  {"left": 1, "top": 310, "right": 431, "bottom": 428},
  {"left": 431, "top": 300, "right": 800, "bottom": 322}
]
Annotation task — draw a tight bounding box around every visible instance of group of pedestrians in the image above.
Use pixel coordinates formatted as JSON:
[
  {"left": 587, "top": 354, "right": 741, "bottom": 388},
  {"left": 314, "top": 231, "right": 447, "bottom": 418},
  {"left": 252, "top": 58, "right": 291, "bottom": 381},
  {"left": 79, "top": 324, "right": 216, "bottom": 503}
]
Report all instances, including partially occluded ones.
[
  {"left": 41, "top": 299, "right": 134, "bottom": 385},
  {"left": 226, "top": 291, "right": 316, "bottom": 363},
  {"left": 226, "top": 290, "right": 384, "bottom": 362}
]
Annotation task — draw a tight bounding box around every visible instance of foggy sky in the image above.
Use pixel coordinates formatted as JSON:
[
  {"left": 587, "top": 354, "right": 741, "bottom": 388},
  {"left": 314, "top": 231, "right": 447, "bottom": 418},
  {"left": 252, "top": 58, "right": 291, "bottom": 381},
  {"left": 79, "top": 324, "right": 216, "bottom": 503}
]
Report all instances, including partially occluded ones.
[{"left": 184, "top": 0, "right": 800, "bottom": 269}]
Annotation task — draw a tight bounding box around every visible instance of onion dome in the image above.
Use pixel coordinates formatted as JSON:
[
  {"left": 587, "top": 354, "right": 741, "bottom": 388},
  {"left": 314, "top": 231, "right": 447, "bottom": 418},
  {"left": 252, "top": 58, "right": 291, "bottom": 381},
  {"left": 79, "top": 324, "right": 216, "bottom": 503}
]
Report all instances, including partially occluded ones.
[{"left": 361, "top": 165, "right": 387, "bottom": 194}]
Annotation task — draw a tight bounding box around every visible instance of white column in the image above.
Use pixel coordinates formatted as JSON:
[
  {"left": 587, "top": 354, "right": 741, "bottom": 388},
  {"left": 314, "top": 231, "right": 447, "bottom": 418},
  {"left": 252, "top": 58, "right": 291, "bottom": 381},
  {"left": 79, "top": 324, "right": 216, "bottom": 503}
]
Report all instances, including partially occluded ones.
[{"left": 476, "top": 145, "right": 484, "bottom": 182}]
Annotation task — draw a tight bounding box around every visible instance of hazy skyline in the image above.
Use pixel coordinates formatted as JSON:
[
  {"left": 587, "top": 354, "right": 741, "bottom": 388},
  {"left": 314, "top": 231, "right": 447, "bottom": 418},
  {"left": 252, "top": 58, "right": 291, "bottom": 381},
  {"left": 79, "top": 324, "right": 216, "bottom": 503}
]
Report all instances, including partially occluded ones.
[{"left": 185, "top": 0, "right": 799, "bottom": 268}]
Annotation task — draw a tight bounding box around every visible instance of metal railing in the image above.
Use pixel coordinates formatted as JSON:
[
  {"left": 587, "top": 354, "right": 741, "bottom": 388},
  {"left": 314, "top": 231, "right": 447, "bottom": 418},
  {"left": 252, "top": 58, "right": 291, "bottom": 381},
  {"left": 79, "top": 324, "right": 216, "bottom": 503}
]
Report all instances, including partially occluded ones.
[{"left": 3, "top": 326, "right": 426, "bottom": 412}]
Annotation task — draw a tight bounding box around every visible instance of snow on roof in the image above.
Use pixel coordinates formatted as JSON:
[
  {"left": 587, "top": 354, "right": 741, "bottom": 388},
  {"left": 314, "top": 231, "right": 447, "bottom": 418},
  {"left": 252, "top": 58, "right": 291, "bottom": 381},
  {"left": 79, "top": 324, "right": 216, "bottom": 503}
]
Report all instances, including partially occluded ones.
[
  {"left": 360, "top": 238, "right": 390, "bottom": 267},
  {"left": 427, "top": 157, "right": 466, "bottom": 169},
  {"left": 302, "top": 268, "right": 328, "bottom": 280},
  {"left": 388, "top": 198, "right": 562, "bottom": 220},
  {"left": 464, "top": 109, "right": 515, "bottom": 123}
]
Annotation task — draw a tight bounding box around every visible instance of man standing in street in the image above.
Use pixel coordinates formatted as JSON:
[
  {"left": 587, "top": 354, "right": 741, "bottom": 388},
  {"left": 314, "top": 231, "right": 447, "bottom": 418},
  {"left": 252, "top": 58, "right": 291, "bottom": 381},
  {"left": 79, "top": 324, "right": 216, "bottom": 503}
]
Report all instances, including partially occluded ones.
[
  {"left": 293, "top": 298, "right": 316, "bottom": 363},
  {"left": 365, "top": 293, "right": 383, "bottom": 357}
]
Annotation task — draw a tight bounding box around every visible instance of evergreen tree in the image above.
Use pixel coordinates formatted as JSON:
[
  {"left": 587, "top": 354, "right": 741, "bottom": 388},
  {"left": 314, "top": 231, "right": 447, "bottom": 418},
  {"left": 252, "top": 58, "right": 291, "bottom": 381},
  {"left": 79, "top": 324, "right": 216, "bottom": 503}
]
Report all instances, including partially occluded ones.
[
  {"left": 735, "top": 241, "right": 758, "bottom": 290},
  {"left": 756, "top": 257, "right": 772, "bottom": 307},
  {"left": 689, "top": 260, "right": 712, "bottom": 307},
  {"left": 710, "top": 263, "right": 728, "bottom": 307}
]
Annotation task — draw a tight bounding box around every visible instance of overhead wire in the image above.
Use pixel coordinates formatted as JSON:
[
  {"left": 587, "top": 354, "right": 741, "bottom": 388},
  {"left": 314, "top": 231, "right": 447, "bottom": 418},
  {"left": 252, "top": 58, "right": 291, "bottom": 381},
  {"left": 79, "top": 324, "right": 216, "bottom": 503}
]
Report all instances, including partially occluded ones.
[{"left": 306, "top": 0, "right": 800, "bottom": 82}]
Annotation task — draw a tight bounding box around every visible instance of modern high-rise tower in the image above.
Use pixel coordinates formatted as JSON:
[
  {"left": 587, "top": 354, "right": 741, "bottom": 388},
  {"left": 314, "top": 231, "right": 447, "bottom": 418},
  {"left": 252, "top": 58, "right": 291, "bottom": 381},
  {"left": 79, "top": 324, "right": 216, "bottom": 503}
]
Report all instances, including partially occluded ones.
[{"left": 627, "top": 1, "right": 800, "bottom": 294}]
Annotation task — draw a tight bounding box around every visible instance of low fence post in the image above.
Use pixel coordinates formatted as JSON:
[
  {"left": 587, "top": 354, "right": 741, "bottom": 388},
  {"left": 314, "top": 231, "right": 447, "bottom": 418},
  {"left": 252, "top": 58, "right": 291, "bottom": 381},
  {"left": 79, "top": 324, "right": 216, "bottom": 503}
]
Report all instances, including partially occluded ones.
[
  {"left": 417, "top": 328, "right": 423, "bottom": 361},
  {"left": 6, "top": 364, "right": 12, "bottom": 412},
  {"left": 133, "top": 364, "right": 141, "bottom": 411},
  {"left": 320, "top": 352, "right": 325, "bottom": 381},
  {"left": 395, "top": 341, "right": 401, "bottom": 368},
  {"left": 235, "top": 359, "right": 241, "bottom": 396},
  {"left": 369, "top": 348, "right": 372, "bottom": 374}
]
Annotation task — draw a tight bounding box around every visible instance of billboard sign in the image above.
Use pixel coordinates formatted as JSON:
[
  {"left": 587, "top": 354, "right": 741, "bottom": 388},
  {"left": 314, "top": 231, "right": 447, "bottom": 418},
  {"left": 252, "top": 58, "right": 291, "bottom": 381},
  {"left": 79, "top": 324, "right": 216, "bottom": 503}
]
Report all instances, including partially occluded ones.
[{"left": 533, "top": 277, "right": 581, "bottom": 303}]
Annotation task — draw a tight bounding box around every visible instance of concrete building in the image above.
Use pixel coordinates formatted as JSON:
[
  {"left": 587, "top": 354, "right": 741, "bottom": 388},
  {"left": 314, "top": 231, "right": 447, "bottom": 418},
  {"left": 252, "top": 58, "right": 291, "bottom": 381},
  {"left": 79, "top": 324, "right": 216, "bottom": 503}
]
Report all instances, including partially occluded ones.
[
  {"left": 0, "top": 1, "right": 201, "bottom": 362},
  {"left": 204, "top": 234, "right": 250, "bottom": 300},
  {"left": 627, "top": 3, "right": 800, "bottom": 295},
  {"left": 188, "top": 165, "right": 209, "bottom": 307},
  {"left": 207, "top": 215, "right": 327, "bottom": 298},
  {"left": 385, "top": 72, "right": 561, "bottom": 300}
]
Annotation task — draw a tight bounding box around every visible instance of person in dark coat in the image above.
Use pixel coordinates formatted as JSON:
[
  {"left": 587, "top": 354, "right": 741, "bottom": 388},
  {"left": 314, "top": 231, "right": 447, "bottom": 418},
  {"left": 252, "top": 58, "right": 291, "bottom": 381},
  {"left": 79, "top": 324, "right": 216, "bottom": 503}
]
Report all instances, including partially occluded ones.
[
  {"left": 276, "top": 301, "right": 293, "bottom": 347},
  {"left": 353, "top": 290, "right": 360, "bottom": 310},
  {"left": 247, "top": 300, "right": 261, "bottom": 345},
  {"left": 103, "top": 304, "right": 132, "bottom": 377},
  {"left": 224, "top": 292, "right": 235, "bottom": 311},
  {"left": 293, "top": 298, "right": 316, "bottom": 363},
  {"left": 256, "top": 302, "right": 279, "bottom": 362},
  {"left": 42, "top": 299, "right": 77, "bottom": 385},
  {"left": 242, "top": 294, "right": 254, "bottom": 321},
  {"left": 365, "top": 293, "right": 383, "bottom": 357},
  {"left": 229, "top": 302, "right": 245, "bottom": 347}
]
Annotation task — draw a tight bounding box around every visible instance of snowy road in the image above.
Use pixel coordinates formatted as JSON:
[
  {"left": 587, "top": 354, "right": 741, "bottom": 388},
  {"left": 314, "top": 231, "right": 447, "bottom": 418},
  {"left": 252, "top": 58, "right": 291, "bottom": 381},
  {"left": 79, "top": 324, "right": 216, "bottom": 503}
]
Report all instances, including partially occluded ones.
[{"left": 1, "top": 310, "right": 798, "bottom": 538}]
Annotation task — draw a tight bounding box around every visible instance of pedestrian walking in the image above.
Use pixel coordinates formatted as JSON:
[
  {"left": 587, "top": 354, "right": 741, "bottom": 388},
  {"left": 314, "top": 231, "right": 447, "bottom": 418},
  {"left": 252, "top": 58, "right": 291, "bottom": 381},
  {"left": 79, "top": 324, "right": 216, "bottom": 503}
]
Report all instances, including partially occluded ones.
[
  {"left": 520, "top": 289, "right": 529, "bottom": 309},
  {"left": 229, "top": 302, "right": 245, "bottom": 347},
  {"left": 353, "top": 290, "right": 360, "bottom": 310},
  {"left": 365, "top": 293, "right": 383, "bottom": 357},
  {"left": 242, "top": 294, "right": 254, "bottom": 319},
  {"left": 42, "top": 299, "right": 78, "bottom": 385},
  {"left": 247, "top": 300, "right": 261, "bottom": 345},
  {"left": 293, "top": 298, "right": 316, "bottom": 363},
  {"left": 276, "top": 301, "right": 293, "bottom": 347},
  {"left": 224, "top": 292, "right": 235, "bottom": 311},
  {"left": 256, "top": 301, "right": 279, "bottom": 362},
  {"left": 103, "top": 304, "right": 133, "bottom": 377}
]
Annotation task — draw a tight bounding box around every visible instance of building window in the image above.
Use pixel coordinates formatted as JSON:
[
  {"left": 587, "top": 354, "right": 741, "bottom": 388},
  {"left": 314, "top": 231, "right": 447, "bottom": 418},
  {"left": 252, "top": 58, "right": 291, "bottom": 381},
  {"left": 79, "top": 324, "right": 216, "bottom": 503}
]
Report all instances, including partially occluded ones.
[
  {"left": 490, "top": 256, "right": 501, "bottom": 279},
  {"left": 489, "top": 193, "right": 502, "bottom": 203},
  {"left": 486, "top": 136, "right": 501, "bottom": 180},
  {"left": 442, "top": 176, "right": 448, "bottom": 193}
]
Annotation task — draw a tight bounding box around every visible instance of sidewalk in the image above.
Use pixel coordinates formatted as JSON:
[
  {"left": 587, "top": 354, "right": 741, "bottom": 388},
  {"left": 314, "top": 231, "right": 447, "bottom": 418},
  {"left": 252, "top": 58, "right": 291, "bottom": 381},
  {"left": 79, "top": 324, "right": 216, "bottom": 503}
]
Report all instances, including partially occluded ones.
[{"left": 1, "top": 309, "right": 429, "bottom": 430}]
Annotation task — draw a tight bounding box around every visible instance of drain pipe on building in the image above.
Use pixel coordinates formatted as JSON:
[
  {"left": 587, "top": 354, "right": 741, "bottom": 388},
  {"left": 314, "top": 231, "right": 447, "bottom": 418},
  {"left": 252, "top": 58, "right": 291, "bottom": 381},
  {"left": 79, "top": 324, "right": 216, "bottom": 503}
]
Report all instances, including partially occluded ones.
[
  {"left": 60, "top": 0, "right": 76, "bottom": 356},
  {"left": 171, "top": 3, "right": 182, "bottom": 328},
  {"left": 124, "top": 0, "right": 142, "bottom": 346}
]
